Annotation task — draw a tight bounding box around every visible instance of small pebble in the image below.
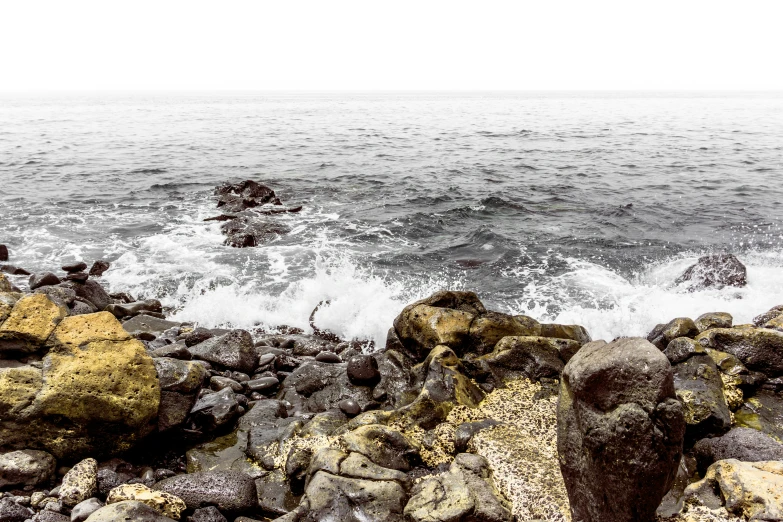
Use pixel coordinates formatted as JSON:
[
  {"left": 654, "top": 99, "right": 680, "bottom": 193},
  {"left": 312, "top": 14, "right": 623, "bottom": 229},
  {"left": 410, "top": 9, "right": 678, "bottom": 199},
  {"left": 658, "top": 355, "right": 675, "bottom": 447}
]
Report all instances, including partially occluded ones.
[
  {"left": 257, "top": 353, "right": 276, "bottom": 367},
  {"left": 338, "top": 398, "right": 361, "bottom": 416},
  {"left": 315, "top": 351, "right": 341, "bottom": 363},
  {"left": 245, "top": 376, "right": 279, "bottom": 392}
]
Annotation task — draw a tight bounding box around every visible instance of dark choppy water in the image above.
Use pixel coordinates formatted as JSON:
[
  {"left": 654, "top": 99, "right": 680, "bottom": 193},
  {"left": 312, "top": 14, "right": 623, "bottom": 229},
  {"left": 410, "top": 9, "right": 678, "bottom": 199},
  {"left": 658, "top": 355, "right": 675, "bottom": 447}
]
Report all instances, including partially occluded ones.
[{"left": 1, "top": 92, "right": 782, "bottom": 345}]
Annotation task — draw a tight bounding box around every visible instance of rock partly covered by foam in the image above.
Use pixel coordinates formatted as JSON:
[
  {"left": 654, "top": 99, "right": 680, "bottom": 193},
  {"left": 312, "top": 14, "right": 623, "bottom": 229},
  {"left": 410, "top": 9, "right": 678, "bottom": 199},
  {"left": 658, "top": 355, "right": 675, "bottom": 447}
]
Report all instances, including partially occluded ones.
[
  {"left": 674, "top": 254, "right": 747, "bottom": 291},
  {"left": 557, "top": 338, "right": 685, "bottom": 522}
]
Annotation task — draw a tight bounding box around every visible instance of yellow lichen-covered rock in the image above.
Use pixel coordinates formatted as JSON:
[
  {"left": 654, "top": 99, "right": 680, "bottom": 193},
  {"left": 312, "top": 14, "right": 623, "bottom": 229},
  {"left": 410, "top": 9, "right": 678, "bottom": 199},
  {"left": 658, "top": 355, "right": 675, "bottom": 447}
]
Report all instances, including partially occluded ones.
[
  {"left": 0, "top": 361, "right": 43, "bottom": 417},
  {"left": 0, "top": 293, "right": 67, "bottom": 353},
  {"left": 683, "top": 459, "right": 783, "bottom": 520},
  {"left": 107, "top": 483, "right": 187, "bottom": 520},
  {"left": 36, "top": 338, "right": 159, "bottom": 426},
  {"left": 46, "top": 311, "right": 131, "bottom": 349},
  {"left": 394, "top": 304, "right": 475, "bottom": 356},
  {"left": 468, "top": 311, "right": 541, "bottom": 353},
  {"left": 0, "top": 312, "right": 160, "bottom": 459}
]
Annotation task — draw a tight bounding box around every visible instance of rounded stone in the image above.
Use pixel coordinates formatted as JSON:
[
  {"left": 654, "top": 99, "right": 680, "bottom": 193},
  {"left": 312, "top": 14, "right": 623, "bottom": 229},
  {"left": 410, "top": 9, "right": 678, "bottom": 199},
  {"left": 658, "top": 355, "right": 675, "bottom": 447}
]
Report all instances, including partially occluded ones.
[
  {"left": 315, "top": 351, "right": 341, "bottom": 363},
  {"left": 62, "top": 262, "right": 88, "bottom": 273},
  {"left": 346, "top": 355, "right": 380, "bottom": 385},
  {"left": 338, "top": 398, "right": 361, "bottom": 416},
  {"left": 29, "top": 272, "right": 61, "bottom": 291}
]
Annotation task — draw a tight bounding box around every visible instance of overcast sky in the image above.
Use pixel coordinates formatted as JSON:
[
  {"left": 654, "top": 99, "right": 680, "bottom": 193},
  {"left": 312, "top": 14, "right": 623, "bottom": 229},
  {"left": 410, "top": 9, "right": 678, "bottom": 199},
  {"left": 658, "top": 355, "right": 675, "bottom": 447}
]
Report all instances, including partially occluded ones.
[{"left": 2, "top": 0, "right": 782, "bottom": 92}]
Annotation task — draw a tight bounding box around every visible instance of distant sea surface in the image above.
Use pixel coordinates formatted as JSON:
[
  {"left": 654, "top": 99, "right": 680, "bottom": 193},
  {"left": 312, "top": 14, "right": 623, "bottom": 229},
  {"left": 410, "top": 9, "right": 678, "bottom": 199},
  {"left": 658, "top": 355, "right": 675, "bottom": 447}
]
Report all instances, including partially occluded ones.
[{"left": 1, "top": 92, "right": 782, "bottom": 346}]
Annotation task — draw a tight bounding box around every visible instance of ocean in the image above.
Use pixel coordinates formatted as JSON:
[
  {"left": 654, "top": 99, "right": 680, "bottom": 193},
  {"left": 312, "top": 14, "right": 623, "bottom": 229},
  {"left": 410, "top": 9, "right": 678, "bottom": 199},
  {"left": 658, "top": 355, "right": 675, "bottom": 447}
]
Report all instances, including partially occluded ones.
[{"left": 1, "top": 92, "right": 782, "bottom": 346}]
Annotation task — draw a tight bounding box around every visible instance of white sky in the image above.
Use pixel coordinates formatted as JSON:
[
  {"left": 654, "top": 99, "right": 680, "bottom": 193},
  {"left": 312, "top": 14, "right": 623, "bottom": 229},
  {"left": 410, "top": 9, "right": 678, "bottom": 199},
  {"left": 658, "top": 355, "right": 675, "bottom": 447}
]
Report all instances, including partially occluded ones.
[{"left": 1, "top": 0, "right": 782, "bottom": 91}]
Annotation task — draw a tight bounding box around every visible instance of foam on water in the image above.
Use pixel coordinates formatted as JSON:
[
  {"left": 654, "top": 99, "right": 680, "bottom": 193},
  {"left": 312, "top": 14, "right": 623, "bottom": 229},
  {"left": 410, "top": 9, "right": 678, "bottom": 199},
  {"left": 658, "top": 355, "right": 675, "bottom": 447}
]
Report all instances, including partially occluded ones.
[{"left": 513, "top": 250, "right": 783, "bottom": 342}]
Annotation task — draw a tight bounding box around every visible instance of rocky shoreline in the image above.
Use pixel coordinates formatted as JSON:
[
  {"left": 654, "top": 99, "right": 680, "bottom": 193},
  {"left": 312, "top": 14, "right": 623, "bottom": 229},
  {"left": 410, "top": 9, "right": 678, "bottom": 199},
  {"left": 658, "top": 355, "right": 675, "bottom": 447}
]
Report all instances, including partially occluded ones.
[{"left": 1, "top": 183, "right": 782, "bottom": 522}]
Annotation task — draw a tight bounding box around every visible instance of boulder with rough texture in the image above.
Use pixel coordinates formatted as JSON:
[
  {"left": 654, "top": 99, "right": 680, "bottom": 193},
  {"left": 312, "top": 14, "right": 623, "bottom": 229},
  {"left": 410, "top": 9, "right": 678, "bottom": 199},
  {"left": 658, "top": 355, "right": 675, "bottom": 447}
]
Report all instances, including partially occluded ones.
[
  {"left": 683, "top": 459, "right": 783, "bottom": 520},
  {"left": 84, "top": 500, "right": 177, "bottom": 522},
  {"left": 59, "top": 458, "right": 98, "bottom": 507},
  {"left": 395, "top": 345, "right": 485, "bottom": 428},
  {"left": 153, "top": 471, "right": 257, "bottom": 514},
  {"left": 61, "top": 279, "right": 111, "bottom": 311},
  {"left": 0, "top": 313, "right": 160, "bottom": 459},
  {"left": 672, "top": 353, "right": 731, "bottom": 440},
  {"left": 277, "top": 360, "right": 375, "bottom": 414},
  {"left": 404, "top": 453, "right": 512, "bottom": 522},
  {"left": 697, "top": 327, "right": 783, "bottom": 377},
  {"left": 468, "top": 311, "right": 541, "bottom": 354},
  {"left": 188, "top": 506, "right": 228, "bottom": 522},
  {"left": 154, "top": 357, "right": 207, "bottom": 394},
  {"left": 0, "top": 274, "right": 12, "bottom": 293},
  {"left": 693, "top": 427, "right": 783, "bottom": 473},
  {"left": 220, "top": 216, "right": 290, "bottom": 248},
  {"left": 188, "top": 330, "right": 256, "bottom": 374},
  {"left": 557, "top": 337, "right": 685, "bottom": 522},
  {"left": 663, "top": 337, "right": 706, "bottom": 365},
  {"left": 754, "top": 305, "right": 783, "bottom": 327},
  {"left": 0, "top": 293, "right": 67, "bottom": 353},
  {"left": 0, "top": 449, "right": 56, "bottom": 488},
  {"left": 189, "top": 388, "right": 239, "bottom": 431},
  {"left": 302, "top": 471, "right": 407, "bottom": 522},
  {"left": 476, "top": 335, "right": 574, "bottom": 382},
  {"left": 674, "top": 254, "right": 747, "bottom": 291},
  {"left": 393, "top": 304, "right": 475, "bottom": 358},
  {"left": 647, "top": 317, "right": 700, "bottom": 350},
  {"left": 695, "top": 312, "right": 733, "bottom": 332},
  {"left": 29, "top": 272, "right": 61, "bottom": 291},
  {"left": 105, "top": 300, "right": 163, "bottom": 320},
  {"left": 122, "top": 314, "right": 180, "bottom": 340},
  {"left": 107, "top": 484, "right": 186, "bottom": 520},
  {"left": 0, "top": 497, "right": 33, "bottom": 522},
  {"left": 340, "top": 424, "right": 419, "bottom": 471}
]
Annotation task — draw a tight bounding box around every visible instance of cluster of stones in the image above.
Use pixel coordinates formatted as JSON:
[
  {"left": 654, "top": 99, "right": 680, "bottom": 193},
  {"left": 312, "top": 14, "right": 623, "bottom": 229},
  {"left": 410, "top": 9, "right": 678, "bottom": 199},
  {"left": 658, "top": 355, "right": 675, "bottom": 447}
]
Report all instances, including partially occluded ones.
[
  {"left": 2, "top": 241, "right": 783, "bottom": 522},
  {"left": 204, "top": 180, "right": 303, "bottom": 248}
]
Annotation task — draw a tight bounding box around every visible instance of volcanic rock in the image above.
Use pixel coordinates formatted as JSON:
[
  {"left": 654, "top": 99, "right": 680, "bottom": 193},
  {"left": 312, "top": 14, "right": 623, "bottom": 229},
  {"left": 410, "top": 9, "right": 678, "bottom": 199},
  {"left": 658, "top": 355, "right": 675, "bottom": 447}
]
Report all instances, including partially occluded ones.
[
  {"left": 693, "top": 427, "right": 783, "bottom": 473},
  {"left": 29, "top": 272, "right": 61, "bottom": 291},
  {"left": 557, "top": 338, "right": 685, "bottom": 522},
  {"left": 153, "top": 470, "right": 257, "bottom": 514},
  {"left": 674, "top": 253, "right": 747, "bottom": 291}
]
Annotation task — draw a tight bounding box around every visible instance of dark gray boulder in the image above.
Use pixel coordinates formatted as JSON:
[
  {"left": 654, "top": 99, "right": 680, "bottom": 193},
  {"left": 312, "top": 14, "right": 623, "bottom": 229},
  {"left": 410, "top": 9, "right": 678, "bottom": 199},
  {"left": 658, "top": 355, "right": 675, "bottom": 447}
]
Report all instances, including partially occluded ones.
[
  {"left": 557, "top": 338, "right": 685, "bottom": 522},
  {"left": 277, "top": 360, "right": 374, "bottom": 414},
  {"left": 674, "top": 253, "right": 747, "bottom": 291},
  {"left": 693, "top": 427, "right": 783, "bottom": 473},
  {"left": 188, "top": 330, "right": 257, "bottom": 374},
  {"left": 29, "top": 272, "right": 61, "bottom": 291},
  {"left": 697, "top": 327, "right": 783, "bottom": 377},
  {"left": 190, "top": 388, "right": 240, "bottom": 431},
  {"left": 153, "top": 470, "right": 257, "bottom": 514},
  {"left": 61, "top": 279, "right": 111, "bottom": 311},
  {"left": 672, "top": 353, "right": 731, "bottom": 441}
]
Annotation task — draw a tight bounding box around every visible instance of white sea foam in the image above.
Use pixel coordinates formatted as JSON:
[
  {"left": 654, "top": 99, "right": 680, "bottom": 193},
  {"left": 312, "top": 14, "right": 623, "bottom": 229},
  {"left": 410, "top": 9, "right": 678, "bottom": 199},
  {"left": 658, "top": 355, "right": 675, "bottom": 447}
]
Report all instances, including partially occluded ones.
[{"left": 511, "top": 251, "right": 783, "bottom": 342}]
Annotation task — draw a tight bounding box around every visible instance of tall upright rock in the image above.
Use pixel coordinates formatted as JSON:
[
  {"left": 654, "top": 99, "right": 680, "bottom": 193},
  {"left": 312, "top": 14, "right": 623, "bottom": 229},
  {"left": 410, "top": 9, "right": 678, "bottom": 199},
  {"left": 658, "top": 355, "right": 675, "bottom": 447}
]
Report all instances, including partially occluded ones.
[{"left": 557, "top": 338, "right": 685, "bottom": 522}]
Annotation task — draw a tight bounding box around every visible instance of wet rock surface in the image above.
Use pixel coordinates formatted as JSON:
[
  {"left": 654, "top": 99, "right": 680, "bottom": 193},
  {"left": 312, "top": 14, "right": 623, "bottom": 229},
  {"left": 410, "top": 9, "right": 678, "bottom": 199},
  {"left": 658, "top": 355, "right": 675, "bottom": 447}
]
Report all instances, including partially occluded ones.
[
  {"left": 558, "top": 338, "right": 686, "bottom": 522},
  {"left": 2, "top": 275, "right": 783, "bottom": 522}
]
